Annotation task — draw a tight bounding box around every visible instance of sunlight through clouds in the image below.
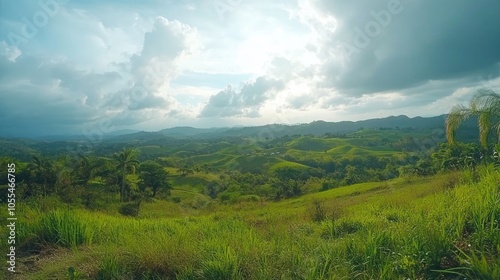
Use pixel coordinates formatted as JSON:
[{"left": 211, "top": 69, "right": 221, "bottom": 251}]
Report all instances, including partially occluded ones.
[{"left": 0, "top": 0, "right": 499, "bottom": 136}]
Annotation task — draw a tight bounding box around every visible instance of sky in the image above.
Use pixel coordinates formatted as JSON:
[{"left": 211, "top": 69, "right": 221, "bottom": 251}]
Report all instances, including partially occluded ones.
[{"left": 1, "top": 0, "right": 500, "bottom": 137}]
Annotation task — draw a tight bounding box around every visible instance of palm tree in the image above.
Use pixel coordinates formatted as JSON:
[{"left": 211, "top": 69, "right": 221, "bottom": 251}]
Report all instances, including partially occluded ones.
[
  {"left": 73, "top": 155, "right": 99, "bottom": 186},
  {"left": 446, "top": 88, "right": 500, "bottom": 151},
  {"left": 112, "top": 148, "right": 140, "bottom": 201}
]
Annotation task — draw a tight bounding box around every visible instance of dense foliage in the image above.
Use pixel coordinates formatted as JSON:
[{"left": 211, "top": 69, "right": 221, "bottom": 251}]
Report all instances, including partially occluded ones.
[
  {"left": 1, "top": 101, "right": 499, "bottom": 278},
  {"left": 1, "top": 123, "right": 496, "bottom": 210}
]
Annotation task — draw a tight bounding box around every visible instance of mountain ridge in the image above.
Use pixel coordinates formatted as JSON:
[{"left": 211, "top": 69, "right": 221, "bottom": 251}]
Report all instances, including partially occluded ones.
[{"left": 152, "top": 114, "right": 449, "bottom": 140}]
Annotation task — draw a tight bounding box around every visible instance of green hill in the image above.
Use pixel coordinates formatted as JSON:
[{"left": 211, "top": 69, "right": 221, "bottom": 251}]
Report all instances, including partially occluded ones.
[
  {"left": 9, "top": 169, "right": 500, "bottom": 279},
  {"left": 286, "top": 136, "right": 342, "bottom": 152},
  {"left": 223, "top": 155, "right": 283, "bottom": 173}
]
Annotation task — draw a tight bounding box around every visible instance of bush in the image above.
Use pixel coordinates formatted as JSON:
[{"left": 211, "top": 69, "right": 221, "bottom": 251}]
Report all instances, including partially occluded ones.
[
  {"left": 322, "top": 219, "right": 364, "bottom": 239},
  {"left": 119, "top": 202, "right": 141, "bottom": 217},
  {"left": 321, "top": 180, "right": 339, "bottom": 191},
  {"left": 219, "top": 191, "right": 241, "bottom": 204},
  {"left": 440, "top": 172, "right": 461, "bottom": 189},
  {"left": 309, "top": 199, "right": 327, "bottom": 222},
  {"left": 237, "top": 195, "right": 260, "bottom": 202}
]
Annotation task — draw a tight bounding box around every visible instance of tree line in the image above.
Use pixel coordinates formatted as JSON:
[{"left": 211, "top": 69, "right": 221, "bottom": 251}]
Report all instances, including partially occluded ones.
[{"left": 0, "top": 148, "right": 172, "bottom": 208}]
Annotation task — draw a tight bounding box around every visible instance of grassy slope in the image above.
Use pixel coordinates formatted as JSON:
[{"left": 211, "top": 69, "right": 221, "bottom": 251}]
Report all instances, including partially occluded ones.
[
  {"left": 9, "top": 168, "right": 500, "bottom": 279},
  {"left": 283, "top": 134, "right": 403, "bottom": 163},
  {"left": 286, "top": 137, "right": 345, "bottom": 152},
  {"left": 165, "top": 131, "right": 414, "bottom": 172}
]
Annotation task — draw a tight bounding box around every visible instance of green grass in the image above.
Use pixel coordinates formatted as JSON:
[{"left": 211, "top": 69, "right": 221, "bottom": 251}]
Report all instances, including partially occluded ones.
[
  {"left": 284, "top": 149, "right": 332, "bottom": 161},
  {"left": 223, "top": 155, "right": 283, "bottom": 173},
  {"left": 219, "top": 143, "right": 261, "bottom": 154},
  {"left": 268, "top": 159, "right": 310, "bottom": 171},
  {"left": 139, "top": 146, "right": 173, "bottom": 157},
  {"left": 286, "top": 136, "right": 344, "bottom": 152},
  {"left": 326, "top": 144, "right": 399, "bottom": 157},
  {"left": 168, "top": 171, "right": 218, "bottom": 189},
  {"left": 10, "top": 168, "right": 500, "bottom": 279},
  {"left": 185, "top": 153, "right": 230, "bottom": 164}
]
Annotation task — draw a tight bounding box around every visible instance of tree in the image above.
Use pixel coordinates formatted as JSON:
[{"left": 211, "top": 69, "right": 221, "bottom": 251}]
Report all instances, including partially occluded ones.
[
  {"left": 178, "top": 166, "right": 194, "bottom": 177},
  {"left": 393, "top": 136, "right": 419, "bottom": 152},
  {"left": 207, "top": 182, "right": 220, "bottom": 199},
  {"left": 273, "top": 179, "right": 302, "bottom": 200},
  {"left": 138, "top": 161, "right": 171, "bottom": 197},
  {"left": 29, "top": 155, "right": 57, "bottom": 196},
  {"left": 274, "top": 166, "right": 308, "bottom": 181},
  {"left": 343, "top": 165, "right": 361, "bottom": 185},
  {"left": 112, "top": 148, "right": 140, "bottom": 201},
  {"left": 431, "top": 142, "right": 481, "bottom": 171},
  {"left": 446, "top": 88, "right": 500, "bottom": 151},
  {"left": 73, "top": 155, "right": 99, "bottom": 186}
]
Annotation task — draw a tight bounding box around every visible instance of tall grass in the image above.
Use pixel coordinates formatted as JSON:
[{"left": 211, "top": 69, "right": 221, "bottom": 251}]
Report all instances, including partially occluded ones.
[
  {"left": 15, "top": 168, "right": 500, "bottom": 279},
  {"left": 19, "top": 210, "right": 94, "bottom": 249}
]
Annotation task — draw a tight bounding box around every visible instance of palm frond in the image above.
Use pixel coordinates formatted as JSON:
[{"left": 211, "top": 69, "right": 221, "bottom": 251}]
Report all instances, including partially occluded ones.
[
  {"left": 478, "top": 111, "right": 492, "bottom": 149},
  {"left": 446, "top": 105, "right": 475, "bottom": 144},
  {"left": 448, "top": 88, "right": 500, "bottom": 148},
  {"left": 496, "top": 121, "right": 500, "bottom": 144},
  {"left": 471, "top": 88, "right": 500, "bottom": 111}
]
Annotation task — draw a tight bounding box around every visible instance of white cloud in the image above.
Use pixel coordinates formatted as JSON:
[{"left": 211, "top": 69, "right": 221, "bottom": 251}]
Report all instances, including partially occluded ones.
[
  {"left": 0, "top": 41, "right": 21, "bottom": 61},
  {"left": 199, "top": 76, "right": 284, "bottom": 118},
  {"left": 1, "top": 0, "right": 500, "bottom": 136},
  {"left": 0, "top": 11, "right": 200, "bottom": 136}
]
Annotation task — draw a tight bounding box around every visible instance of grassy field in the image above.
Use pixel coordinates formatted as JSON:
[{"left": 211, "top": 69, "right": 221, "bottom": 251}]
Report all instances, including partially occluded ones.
[
  {"left": 5, "top": 167, "right": 499, "bottom": 279},
  {"left": 136, "top": 131, "right": 420, "bottom": 174}
]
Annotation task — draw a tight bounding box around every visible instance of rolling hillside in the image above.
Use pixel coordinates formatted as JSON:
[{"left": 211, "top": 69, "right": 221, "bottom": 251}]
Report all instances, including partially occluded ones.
[{"left": 7, "top": 169, "right": 499, "bottom": 279}]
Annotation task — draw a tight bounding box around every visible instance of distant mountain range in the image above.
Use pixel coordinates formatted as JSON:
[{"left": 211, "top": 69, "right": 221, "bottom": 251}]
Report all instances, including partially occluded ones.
[
  {"left": 0, "top": 114, "right": 481, "bottom": 161},
  {"left": 2, "top": 114, "right": 478, "bottom": 143},
  {"left": 158, "top": 115, "right": 447, "bottom": 138},
  {"left": 103, "top": 114, "right": 458, "bottom": 142}
]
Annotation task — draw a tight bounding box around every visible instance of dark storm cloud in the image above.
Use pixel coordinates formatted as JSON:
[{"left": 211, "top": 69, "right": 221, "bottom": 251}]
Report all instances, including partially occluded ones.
[
  {"left": 199, "top": 76, "right": 285, "bottom": 118},
  {"left": 0, "top": 15, "right": 196, "bottom": 137},
  {"left": 316, "top": 0, "right": 500, "bottom": 96},
  {"left": 0, "top": 54, "right": 119, "bottom": 137}
]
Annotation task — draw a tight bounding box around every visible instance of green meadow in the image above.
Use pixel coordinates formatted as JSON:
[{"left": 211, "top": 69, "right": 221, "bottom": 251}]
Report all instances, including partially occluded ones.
[
  {"left": 1, "top": 96, "right": 500, "bottom": 279},
  {"left": 0, "top": 0, "right": 498, "bottom": 277},
  {"left": 4, "top": 167, "right": 499, "bottom": 279}
]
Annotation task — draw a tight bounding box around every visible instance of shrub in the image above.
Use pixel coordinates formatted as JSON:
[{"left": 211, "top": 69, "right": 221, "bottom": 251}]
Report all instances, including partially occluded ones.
[
  {"left": 322, "top": 219, "right": 364, "bottom": 239},
  {"left": 219, "top": 191, "right": 241, "bottom": 204},
  {"left": 440, "top": 171, "right": 461, "bottom": 189},
  {"left": 237, "top": 195, "right": 260, "bottom": 203},
  {"left": 321, "top": 180, "right": 339, "bottom": 191},
  {"left": 309, "top": 199, "right": 327, "bottom": 222},
  {"left": 119, "top": 201, "right": 141, "bottom": 217}
]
